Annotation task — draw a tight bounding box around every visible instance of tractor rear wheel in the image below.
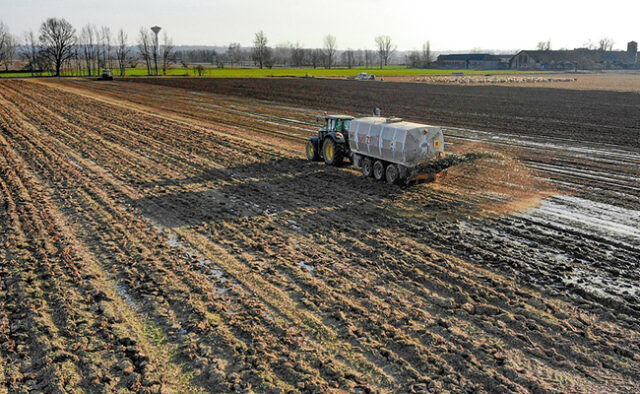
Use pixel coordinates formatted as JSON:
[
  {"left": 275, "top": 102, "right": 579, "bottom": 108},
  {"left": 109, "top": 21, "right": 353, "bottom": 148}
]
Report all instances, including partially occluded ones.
[
  {"left": 306, "top": 139, "right": 319, "bottom": 161},
  {"left": 385, "top": 164, "right": 399, "bottom": 184},
  {"left": 362, "top": 157, "right": 373, "bottom": 177},
  {"left": 323, "top": 138, "right": 344, "bottom": 166},
  {"left": 373, "top": 160, "right": 385, "bottom": 181}
]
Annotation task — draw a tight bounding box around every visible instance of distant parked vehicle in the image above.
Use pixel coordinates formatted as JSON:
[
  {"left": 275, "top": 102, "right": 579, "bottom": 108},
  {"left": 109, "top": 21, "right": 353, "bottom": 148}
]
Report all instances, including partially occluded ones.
[
  {"left": 355, "top": 72, "right": 376, "bottom": 80},
  {"left": 98, "top": 69, "right": 113, "bottom": 81}
]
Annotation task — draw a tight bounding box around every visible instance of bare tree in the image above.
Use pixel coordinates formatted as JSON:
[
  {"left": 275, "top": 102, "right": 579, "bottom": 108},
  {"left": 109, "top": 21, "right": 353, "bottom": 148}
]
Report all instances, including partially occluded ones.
[
  {"left": 364, "top": 49, "right": 373, "bottom": 68},
  {"left": 353, "top": 49, "right": 364, "bottom": 66},
  {"left": 407, "top": 51, "right": 421, "bottom": 68},
  {"left": 323, "top": 35, "right": 337, "bottom": 68},
  {"left": 39, "top": 17, "right": 76, "bottom": 76},
  {"left": 79, "top": 25, "right": 97, "bottom": 75},
  {"left": 375, "top": 35, "right": 395, "bottom": 68},
  {"left": 226, "top": 43, "right": 244, "bottom": 67},
  {"left": 100, "top": 26, "right": 112, "bottom": 69},
  {"left": 273, "top": 43, "right": 291, "bottom": 66},
  {"left": 342, "top": 49, "right": 355, "bottom": 68},
  {"left": 160, "top": 31, "right": 175, "bottom": 75},
  {"left": 252, "top": 30, "right": 269, "bottom": 69},
  {"left": 0, "top": 22, "right": 17, "bottom": 71},
  {"left": 598, "top": 38, "right": 614, "bottom": 51},
  {"left": 290, "top": 42, "right": 305, "bottom": 67},
  {"left": 536, "top": 40, "right": 551, "bottom": 51},
  {"left": 20, "top": 31, "right": 43, "bottom": 75},
  {"left": 421, "top": 41, "right": 433, "bottom": 67},
  {"left": 138, "top": 28, "right": 152, "bottom": 75},
  {"left": 115, "top": 29, "right": 130, "bottom": 76},
  {"left": 310, "top": 48, "right": 323, "bottom": 69}
]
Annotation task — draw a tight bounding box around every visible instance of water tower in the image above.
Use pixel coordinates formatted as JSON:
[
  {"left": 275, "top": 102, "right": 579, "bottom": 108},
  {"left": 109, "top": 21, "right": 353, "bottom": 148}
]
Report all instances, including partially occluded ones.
[{"left": 150, "top": 26, "right": 162, "bottom": 75}]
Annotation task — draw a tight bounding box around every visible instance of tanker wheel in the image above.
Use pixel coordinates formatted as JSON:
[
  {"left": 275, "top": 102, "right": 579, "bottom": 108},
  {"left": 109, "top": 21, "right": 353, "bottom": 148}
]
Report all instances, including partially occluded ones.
[
  {"left": 361, "top": 157, "right": 373, "bottom": 177},
  {"left": 373, "top": 160, "right": 385, "bottom": 181},
  {"left": 306, "top": 140, "right": 319, "bottom": 161},
  {"left": 385, "top": 164, "right": 399, "bottom": 184},
  {"left": 323, "top": 138, "right": 343, "bottom": 166}
]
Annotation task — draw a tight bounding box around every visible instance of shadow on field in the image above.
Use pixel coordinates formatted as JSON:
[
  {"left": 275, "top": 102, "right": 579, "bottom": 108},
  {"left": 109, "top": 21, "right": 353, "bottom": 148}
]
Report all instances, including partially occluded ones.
[{"left": 130, "top": 157, "right": 408, "bottom": 229}]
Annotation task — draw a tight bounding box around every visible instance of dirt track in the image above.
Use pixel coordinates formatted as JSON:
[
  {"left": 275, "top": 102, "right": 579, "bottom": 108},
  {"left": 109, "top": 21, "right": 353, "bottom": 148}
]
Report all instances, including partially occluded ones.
[{"left": 1, "top": 78, "right": 639, "bottom": 393}]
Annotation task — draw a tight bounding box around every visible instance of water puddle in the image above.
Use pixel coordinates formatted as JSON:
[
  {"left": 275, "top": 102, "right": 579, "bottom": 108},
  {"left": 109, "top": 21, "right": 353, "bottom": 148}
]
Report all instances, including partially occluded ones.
[
  {"left": 141, "top": 214, "right": 229, "bottom": 294},
  {"left": 520, "top": 195, "right": 640, "bottom": 247},
  {"left": 114, "top": 282, "right": 140, "bottom": 311},
  {"left": 563, "top": 271, "right": 640, "bottom": 302},
  {"left": 298, "top": 261, "right": 314, "bottom": 272}
]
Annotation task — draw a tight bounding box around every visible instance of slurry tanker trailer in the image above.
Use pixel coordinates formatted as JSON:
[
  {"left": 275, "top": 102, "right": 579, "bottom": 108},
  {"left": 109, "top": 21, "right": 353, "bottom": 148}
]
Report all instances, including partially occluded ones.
[{"left": 305, "top": 114, "right": 445, "bottom": 185}]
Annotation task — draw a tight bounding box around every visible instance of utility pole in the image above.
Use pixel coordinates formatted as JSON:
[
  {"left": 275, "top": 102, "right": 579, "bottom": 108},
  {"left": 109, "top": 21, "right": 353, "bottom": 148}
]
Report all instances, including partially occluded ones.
[{"left": 151, "top": 25, "right": 161, "bottom": 75}]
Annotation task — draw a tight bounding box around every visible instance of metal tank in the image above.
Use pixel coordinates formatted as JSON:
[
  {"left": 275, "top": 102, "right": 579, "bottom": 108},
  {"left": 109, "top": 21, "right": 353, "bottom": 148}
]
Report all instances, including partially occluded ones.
[{"left": 348, "top": 117, "right": 444, "bottom": 168}]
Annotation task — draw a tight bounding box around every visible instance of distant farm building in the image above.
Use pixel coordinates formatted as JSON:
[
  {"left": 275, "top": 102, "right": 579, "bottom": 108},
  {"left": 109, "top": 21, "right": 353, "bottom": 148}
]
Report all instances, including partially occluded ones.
[
  {"left": 510, "top": 41, "right": 639, "bottom": 70},
  {"left": 435, "top": 54, "right": 511, "bottom": 70}
]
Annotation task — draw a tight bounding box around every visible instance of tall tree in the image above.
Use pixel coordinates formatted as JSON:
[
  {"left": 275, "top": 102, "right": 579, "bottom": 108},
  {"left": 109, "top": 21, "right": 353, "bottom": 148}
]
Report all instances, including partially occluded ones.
[
  {"left": 421, "top": 41, "right": 433, "bottom": 67},
  {"left": 407, "top": 51, "right": 421, "bottom": 68},
  {"left": 39, "top": 17, "right": 76, "bottom": 76},
  {"left": 20, "top": 31, "right": 43, "bottom": 75},
  {"left": 79, "top": 25, "right": 97, "bottom": 75},
  {"left": 100, "top": 26, "right": 112, "bottom": 69},
  {"left": 226, "top": 43, "right": 244, "bottom": 67},
  {"left": 310, "top": 48, "right": 323, "bottom": 69},
  {"left": 290, "top": 42, "right": 305, "bottom": 67},
  {"left": 375, "top": 35, "right": 395, "bottom": 68},
  {"left": 0, "top": 22, "right": 17, "bottom": 71},
  {"left": 252, "top": 30, "right": 269, "bottom": 69},
  {"left": 138, "top": 28, "right": 152, "bottom": 75},
  {"left": 115, "top": 29, "right": 130, "bottom": 76},
  {"left": 323, "top": 35, "right": 337, "bottom": 68},
  {"left": 160, "top": 31, "right": 175, "bottom": 75},
  {"left": 364, "top": 49, "right": 373, "bottom": 68},
  {"left": 342, "top": 49, "right": 355, "bottom": 69}
]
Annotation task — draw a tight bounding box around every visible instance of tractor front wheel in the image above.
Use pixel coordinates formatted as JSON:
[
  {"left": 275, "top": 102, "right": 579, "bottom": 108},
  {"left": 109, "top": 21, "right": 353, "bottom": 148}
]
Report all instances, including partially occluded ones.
[
  {"left": 323, "top": 138, "right": 344, "bottom": 166},
  {"left": 306, "top": 139, "right": 319, "bottom": 161},
  {"left": 373, "top": 160, "right": 385, "bottom": 181}
]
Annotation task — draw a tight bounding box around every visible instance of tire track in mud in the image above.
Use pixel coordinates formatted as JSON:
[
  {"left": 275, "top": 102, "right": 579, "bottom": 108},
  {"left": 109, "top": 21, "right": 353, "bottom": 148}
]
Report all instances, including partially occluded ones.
[{"left": 2, "top": 79, "right": 639, "bottom": 392}]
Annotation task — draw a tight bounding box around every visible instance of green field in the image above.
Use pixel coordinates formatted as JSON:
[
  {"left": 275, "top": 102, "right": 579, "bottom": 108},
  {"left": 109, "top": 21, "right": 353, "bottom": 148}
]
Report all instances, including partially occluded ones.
[{"left": 0, "top": 66, "right": 532, "bottom": 79}]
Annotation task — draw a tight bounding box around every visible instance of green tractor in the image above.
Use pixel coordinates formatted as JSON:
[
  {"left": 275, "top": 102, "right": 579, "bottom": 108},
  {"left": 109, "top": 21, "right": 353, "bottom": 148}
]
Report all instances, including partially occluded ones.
[{"left": 305, "top": 114, "right": 354, "bottom": 166}]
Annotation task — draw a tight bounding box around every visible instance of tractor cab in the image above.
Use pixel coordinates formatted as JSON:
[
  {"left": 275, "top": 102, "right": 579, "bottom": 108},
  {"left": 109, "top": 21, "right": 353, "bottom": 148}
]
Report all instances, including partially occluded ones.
[
  {"left": 306, "top": 114, "right": 354, "bottom": 166},
  {"left": 320, "top": 114, "right": 353, "bottom": 136}
]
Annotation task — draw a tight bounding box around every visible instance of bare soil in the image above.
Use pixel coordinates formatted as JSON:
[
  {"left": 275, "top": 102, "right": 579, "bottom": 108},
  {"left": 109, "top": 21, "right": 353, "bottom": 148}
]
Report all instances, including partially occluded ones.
[{"left": 0, "top": 78, "right": 638, "bottom": 393}]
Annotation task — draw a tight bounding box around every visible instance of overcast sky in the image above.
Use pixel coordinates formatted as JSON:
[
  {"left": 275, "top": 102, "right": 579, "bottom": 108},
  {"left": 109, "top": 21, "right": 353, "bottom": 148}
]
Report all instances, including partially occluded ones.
[{"left": 2, "top": 0, "right": 640, "bottom": 51}]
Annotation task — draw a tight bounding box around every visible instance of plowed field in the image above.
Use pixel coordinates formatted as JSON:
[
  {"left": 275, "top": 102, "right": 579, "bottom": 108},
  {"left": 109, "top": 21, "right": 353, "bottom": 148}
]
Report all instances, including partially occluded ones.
[{"left": 1, "top": 78, "right": 638, "bottom": 393}]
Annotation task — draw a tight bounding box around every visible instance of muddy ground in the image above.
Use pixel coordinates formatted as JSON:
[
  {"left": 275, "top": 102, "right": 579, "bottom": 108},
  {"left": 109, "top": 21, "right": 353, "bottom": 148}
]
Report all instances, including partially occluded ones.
[{"left": 0, "top": 78, "right": 638, "bottom": 393}]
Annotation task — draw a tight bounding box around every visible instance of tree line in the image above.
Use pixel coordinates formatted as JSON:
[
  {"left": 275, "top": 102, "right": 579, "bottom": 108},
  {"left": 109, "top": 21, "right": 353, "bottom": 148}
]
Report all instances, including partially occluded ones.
[
  {"left": 0, "top": 18, "right": 437, "bottom": 75},
  {"left": 247, "top": 32, "right": 426, "bottom": 69},
  {"left": 0, "top": 17, "right": 176, "bottom": 77}
]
